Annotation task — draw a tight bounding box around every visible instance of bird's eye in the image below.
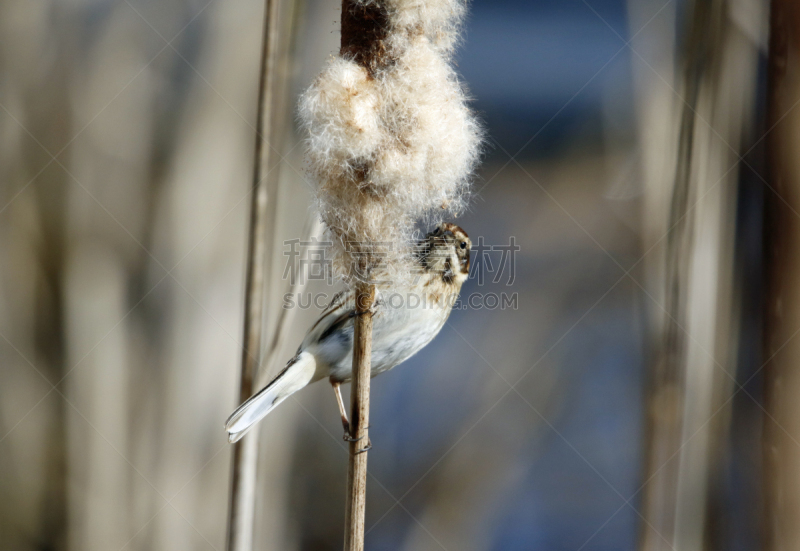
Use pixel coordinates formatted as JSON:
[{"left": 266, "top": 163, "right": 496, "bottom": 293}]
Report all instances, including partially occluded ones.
[{"left": 460, "top": 241, "right": 467, "bottom": 249}]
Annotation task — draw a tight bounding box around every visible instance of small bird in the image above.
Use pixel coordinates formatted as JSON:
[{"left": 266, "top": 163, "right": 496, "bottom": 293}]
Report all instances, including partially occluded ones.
[{"left": 225, "top": 222, "right": 471, "bottom": 443}]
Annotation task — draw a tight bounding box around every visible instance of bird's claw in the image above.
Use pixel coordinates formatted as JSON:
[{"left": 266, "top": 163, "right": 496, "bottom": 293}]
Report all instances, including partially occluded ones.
[
  {"left": 355, "top": 298, "right": 379, "bottom": 317},
  {"left": 343, "top": 432, "right": 372, "bottom": 453}
]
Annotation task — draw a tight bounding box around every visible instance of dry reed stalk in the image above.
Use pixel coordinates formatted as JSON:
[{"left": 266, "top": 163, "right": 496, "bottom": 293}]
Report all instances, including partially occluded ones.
[
  {"left": 344, "top": 281, "right": 376, "bottom": 551},
  {"left": 637, "top": 4, "right": 713, "bottom": 541},
  {"left": 226, "top": 0, "right": 283, "bottom": 549},
  {"left": 636, "top": 4, "right": 709, "bottom": 545},
  {"left": 338, "top": 5, "right": 381, "bottom": 548},
  {"left": 635, "top": 0, "right": 762, "bottom": 548},
  {"left": 763, "top": 2, "right": 800, "bottom": 549}
]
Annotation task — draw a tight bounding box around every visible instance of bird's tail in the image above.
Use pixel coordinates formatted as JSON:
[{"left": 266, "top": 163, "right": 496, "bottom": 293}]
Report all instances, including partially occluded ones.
[{"left": 225, "top": 351, "right": 317, "bottom": 443}]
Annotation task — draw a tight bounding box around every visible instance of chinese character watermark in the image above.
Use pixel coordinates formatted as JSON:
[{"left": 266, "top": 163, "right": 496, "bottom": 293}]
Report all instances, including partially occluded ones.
[
  {"left": 282, "top": 235, "right": 520, "bottom": 288},
  {"left": 282, "top": 237, "right": 334, "bottom": 285},
  {"left": 470, "top": 236, "right": 519, "bottom": 286}
]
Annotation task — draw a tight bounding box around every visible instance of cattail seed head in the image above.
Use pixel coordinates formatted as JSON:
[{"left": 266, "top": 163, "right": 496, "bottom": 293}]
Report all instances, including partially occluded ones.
[{"left": 299, "top": 0, "right": 481, "bottom": 283}]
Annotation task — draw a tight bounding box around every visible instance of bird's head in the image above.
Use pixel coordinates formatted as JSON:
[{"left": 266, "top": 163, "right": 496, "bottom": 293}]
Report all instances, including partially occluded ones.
[{"left": 418, "top": 222, "right": 471, "bottom": 285}]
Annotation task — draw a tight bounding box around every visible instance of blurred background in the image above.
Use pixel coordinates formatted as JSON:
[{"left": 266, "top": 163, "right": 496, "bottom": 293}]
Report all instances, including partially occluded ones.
[{"left": 4, "top": 0, "right": 798, "bottom": 550}]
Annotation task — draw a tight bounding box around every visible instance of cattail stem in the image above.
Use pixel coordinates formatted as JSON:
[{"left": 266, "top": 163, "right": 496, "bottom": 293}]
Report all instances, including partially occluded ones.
[
  {"left": 344, "top": 281, "right": 375, "bottom": 551},
  {"left": 337, "top": 1, "right": 387, "bottom": 547}
]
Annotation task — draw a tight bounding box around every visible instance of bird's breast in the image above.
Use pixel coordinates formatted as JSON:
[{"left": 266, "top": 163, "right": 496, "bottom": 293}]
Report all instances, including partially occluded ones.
[{"left": 305, "top": 276, "right": 462, "bottom": 383}]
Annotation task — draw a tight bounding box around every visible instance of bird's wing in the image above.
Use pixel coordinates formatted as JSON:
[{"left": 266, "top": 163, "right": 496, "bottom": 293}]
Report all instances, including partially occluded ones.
[
  {"left": 318, "top": 289, "right": 348, "bottom": 320},
  {"left": 300, "top": 286, "right": 390, "bottom": 356},
  {"left": 301, "top": 289, "right": 356, "bottom": 348}
]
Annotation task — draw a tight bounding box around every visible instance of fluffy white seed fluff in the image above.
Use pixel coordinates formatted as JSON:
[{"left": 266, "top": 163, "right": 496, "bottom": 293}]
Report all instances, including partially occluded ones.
[{"left": 299, "top": 0, "right": 481, "bottom": 282}]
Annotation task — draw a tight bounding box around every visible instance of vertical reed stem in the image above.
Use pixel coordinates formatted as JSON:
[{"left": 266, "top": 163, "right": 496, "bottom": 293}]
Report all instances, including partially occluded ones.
[
  {"left": 763, "top": 2, "right": 800, "bottom": 549},
  {"left": 338, "top": 1, "right": 386, "bottom": 547},
  {"left": 344, "top": 282, "right": 375, "bottom": 551},
  {"left": 227, "top": 0, "right": 279, "bottom": 549}
]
